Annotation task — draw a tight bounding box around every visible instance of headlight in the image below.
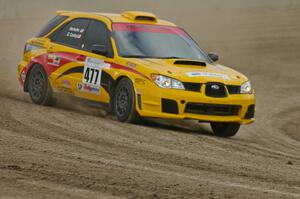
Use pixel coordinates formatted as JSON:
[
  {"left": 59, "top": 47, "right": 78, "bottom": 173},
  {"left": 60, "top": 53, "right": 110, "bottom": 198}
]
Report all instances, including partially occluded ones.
[
  {"left": 151, "top": 74, "right": 185, "bottom": 90},
  {"left": 240, "top": 81, "right": 253, "bottom": 94}
]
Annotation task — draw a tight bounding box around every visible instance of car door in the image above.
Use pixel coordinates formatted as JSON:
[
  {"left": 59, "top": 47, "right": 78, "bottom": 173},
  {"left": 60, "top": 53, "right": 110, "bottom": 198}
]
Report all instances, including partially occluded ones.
[
  {"left": 48, "top": 18, "right": 113, "bottom": 103},
  {"left": 47, "top": 18, "right": 90, "bottom": 94},
  {"left": 76, "top": 19, "right": 114, "bottom": 103}
]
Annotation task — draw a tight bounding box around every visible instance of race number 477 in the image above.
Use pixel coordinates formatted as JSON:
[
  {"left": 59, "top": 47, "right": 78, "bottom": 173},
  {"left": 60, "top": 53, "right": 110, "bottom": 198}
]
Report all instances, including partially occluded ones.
[
  {"left": 84, "top": 67, "right": 100, "bottom": 85},
  {"left": 83, "top": 57, "right": 110, "bottom": 86}
]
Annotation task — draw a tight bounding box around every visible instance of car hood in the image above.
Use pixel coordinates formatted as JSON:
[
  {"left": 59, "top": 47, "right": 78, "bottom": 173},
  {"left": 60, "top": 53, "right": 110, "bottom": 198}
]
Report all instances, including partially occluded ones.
[{"left": 128, "top": 58, "right": 248, "bottom": 85}]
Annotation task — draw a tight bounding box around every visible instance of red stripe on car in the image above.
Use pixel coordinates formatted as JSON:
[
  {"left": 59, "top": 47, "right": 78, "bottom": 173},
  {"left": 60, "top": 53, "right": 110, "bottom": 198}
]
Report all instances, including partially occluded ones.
[
  {"left": 25, "top": 52, "right": 149, "bottom": 80},
  {"left": 110, "top": 63, "right": 150, "bottom": 80}
]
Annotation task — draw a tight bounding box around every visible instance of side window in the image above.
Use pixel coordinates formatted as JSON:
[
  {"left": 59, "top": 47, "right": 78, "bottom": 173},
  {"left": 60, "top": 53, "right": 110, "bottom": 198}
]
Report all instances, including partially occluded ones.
[
  {"left": 83, "top": 20, "right": 111, "bottom": 54},
  {"left": 55, "top": 19, "right": 90, "bottom": 48},
  {"left": 36, "top": 16, "right": 68, "bottom": 37}
]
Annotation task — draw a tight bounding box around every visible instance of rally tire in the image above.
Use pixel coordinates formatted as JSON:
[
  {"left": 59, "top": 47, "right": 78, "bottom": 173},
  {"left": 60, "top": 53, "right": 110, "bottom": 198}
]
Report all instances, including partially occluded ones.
[
  {"left": 210, "top": 122, "right": 240, "bottom": 137},
  {"left": 113, "top": 78, "right": 140, "bottom": 123},
  {"left": 28, "top": 64, "right": 54, "bottom": 106}
]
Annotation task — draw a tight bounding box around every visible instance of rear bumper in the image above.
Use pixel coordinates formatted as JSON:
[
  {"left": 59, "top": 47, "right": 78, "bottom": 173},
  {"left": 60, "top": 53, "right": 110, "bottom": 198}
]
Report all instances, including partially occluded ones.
[{"left": 136, "top": 83, "right": 256, "bottom": 124}]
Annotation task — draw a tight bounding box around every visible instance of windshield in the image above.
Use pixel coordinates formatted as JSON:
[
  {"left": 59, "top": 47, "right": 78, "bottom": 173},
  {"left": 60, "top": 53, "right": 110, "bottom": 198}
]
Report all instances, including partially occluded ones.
[{"left": 112, "top": 23, "right": 210, "bottom": 61}]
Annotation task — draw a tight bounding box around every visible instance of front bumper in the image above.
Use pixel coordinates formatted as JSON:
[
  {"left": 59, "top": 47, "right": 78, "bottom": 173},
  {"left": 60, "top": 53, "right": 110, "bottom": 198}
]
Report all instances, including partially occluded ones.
[{"left": 136, "top": 82, "right": 255, "bottom": 124}]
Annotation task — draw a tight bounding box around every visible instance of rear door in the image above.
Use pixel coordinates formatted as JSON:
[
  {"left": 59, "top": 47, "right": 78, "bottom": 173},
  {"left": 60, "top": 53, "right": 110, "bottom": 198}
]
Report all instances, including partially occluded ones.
[{"left": 47, "top": 18, "right": 90, "bottom": 94}]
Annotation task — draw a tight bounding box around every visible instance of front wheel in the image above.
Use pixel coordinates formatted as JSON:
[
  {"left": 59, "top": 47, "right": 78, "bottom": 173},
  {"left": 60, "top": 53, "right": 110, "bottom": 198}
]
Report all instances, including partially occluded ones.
[
  {"left": 210, "top": 122, "right": 240, "bottom": 137},
  {"left": 113, "top": 78, "right": 140, "bottom": 123}
]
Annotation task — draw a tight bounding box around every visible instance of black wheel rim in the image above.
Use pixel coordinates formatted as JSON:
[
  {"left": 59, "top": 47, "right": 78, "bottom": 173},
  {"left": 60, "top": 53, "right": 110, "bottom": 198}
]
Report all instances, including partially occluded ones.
[
  {"left": 116, "top": 86, "right": 130, "bottom": 117},
  {"left": 30, "top": 70, "right": 46, "bottom": 101}
]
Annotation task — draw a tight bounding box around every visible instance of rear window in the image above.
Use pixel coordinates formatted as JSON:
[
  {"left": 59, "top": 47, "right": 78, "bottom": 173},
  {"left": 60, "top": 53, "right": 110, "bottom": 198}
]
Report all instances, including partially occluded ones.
[{"left": 36, "top": 15, "right": 68, "bottom": 37}]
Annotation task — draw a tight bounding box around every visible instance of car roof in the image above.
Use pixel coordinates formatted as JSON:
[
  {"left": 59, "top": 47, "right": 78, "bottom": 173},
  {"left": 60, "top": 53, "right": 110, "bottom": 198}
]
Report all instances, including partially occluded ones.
[{"left": 56, "top": 10, "right": 177, "bottom": 27}]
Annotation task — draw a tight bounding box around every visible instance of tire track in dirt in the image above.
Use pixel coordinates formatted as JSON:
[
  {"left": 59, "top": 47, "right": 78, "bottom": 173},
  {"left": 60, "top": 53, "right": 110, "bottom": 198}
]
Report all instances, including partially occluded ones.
[{"left": 1, "top": 95, "right": 300, "bottom": 198}]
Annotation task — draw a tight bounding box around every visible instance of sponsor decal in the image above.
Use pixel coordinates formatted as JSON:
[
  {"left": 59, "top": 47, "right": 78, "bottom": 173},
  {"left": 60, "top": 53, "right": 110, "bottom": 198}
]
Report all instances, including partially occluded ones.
[
  {"left": 61, "top": 80, "right": 71, "bottom": 88},
  {"left": 66, "top": 26, "right": 85, "bottom": 39},
  {"left": 83, "top": 57, "right": 111, "bottom": 87},
  {"left": 186, "top": 72, "right": 230, "bottom": 80},
  {"left": 48, "top": 54, "right": 61, "bottom": 66},
  {"left": 77, "top": 83, "right": 100, "bottom": 95}
]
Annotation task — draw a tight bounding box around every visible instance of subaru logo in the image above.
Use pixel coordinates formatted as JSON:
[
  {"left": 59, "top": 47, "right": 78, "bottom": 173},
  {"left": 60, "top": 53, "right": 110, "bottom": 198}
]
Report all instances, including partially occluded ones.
[{"left": 211, "top": 84, "right": 220, "bottom": 90}]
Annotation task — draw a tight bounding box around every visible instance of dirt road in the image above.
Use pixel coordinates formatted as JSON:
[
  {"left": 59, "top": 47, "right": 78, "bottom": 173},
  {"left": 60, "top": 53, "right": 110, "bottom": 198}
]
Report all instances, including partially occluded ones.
[{"left": 0, "top": 0, "right": 300, "bottom": 198}]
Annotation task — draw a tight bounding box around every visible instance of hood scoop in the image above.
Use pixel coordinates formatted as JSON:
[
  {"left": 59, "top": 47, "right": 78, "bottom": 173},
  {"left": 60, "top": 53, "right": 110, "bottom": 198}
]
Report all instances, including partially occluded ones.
[
  {"left": 173, "top": 60, "right": 206, "bottom": 67},
  {"left": 121, "top": 11, "right": 158, "bottom": 22}
]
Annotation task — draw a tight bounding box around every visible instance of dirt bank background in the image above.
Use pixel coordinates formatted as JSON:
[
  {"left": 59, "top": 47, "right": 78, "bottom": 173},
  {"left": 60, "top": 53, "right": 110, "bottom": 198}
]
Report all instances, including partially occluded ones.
[{"left": 0, "top": 0, "right": 300, "bottom": 198}]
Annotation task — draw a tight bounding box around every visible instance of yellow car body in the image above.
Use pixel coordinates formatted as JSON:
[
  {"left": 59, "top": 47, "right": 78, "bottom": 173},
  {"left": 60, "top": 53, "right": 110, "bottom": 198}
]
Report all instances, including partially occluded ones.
[{"left": 18, "top": 10, "right": 255, "bottom": 129}]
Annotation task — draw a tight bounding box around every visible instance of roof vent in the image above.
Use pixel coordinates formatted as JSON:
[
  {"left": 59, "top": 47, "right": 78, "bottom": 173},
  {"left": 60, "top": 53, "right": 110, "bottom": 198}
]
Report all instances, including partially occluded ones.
[
  {"left": 174, "top": 60, "right": 207, "bottom": 67},
  {"left": 121, "top": 11, "right": 157, "bottom": 22}
]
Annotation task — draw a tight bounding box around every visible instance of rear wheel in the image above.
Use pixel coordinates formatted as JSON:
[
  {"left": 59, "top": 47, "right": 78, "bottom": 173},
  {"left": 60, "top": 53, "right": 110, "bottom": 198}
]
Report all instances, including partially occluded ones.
[
  {"left": 210, "top": 122, "right": 240, "bottom": 137},
  {"left": 28, "top": 64, "right": 54, "bottom": 106},
  {"left": 113, "top": 78, "right": 140, "bottom": 123}
]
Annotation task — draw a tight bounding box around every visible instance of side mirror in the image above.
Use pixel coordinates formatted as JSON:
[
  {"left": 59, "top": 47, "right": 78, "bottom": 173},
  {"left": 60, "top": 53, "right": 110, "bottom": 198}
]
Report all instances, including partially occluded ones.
[
  {"left": 91, "top": 44, "right": 108, "bottom": 56},
  {"left": 208, "top": 52, "right": 219, "bottom": 62}
]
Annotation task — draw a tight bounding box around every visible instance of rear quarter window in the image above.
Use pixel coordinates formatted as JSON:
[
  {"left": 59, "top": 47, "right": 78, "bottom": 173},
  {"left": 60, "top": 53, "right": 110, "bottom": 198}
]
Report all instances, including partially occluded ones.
[{"left": 36, "top": 15, "right": 68, "bottom": 37}]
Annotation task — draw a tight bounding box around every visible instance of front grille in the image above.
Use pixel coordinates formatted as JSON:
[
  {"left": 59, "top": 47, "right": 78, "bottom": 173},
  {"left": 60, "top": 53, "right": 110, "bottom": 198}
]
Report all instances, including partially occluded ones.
[
  {"left": 245, "top": 104, "right": 255, "bottom": 119},
  {"left": 162, "top": 99, "right": 179, "bottom": 114},
  {"left": 183, "top": 82, "right": 202, "bottom": 92},
  {"left": 227, "top": 85, "right": 241, "bottom": 94},
  {"left": 205, "top": 83, "right": 227, "bottom": 98},
  {"left": 185, "top": 103, "right": 241, "bottom": 116}
]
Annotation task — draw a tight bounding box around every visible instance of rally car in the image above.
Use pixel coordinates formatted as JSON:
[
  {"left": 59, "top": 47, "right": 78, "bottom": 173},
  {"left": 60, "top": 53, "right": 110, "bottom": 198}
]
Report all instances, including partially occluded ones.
[{"left": 18, "top": 10, "right": 255, "bottom": 137}]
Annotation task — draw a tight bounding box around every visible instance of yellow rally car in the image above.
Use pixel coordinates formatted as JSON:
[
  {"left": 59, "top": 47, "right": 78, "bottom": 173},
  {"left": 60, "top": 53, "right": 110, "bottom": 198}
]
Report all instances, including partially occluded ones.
[{"left": 18, "top": 11, "right": 255, "bottom": 137}]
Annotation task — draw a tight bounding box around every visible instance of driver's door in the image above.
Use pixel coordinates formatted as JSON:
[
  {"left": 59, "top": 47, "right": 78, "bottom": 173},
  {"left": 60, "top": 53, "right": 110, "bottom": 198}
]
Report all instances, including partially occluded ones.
[{"left": 73, "top": 19, "right": 114, "bottom": 103}]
